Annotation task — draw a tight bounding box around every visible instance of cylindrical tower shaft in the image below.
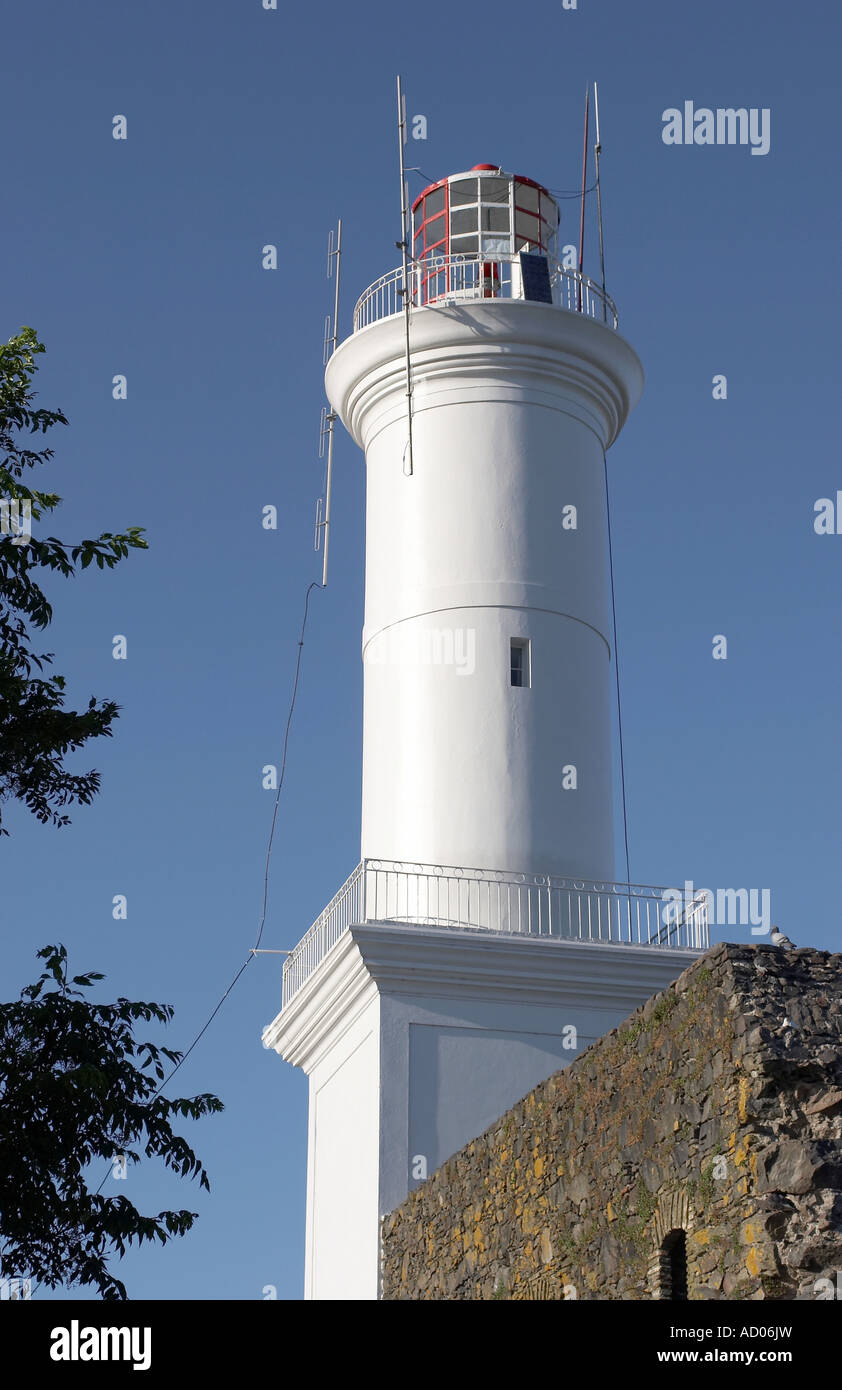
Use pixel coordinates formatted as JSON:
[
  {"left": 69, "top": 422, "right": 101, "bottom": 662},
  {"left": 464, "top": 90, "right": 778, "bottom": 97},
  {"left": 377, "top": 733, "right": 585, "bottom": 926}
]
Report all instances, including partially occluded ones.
[{"left": 326, "top": 267, "right": 642, "bottom": 888}]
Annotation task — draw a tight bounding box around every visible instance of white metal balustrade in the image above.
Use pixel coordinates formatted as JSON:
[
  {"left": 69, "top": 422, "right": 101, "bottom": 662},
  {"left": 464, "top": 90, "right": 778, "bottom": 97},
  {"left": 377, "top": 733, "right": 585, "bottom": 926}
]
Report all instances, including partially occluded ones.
[
  {"left": 352, "top": 255, "right": 619, "bottom": 332},
  {"left": 281, "top": 859, "right": 709, "bottom": 1006}
]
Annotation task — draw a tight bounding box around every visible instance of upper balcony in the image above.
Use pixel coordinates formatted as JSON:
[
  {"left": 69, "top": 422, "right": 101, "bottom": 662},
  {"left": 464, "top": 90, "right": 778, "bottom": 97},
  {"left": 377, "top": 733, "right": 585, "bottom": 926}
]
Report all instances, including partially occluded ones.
[{"left": 353, "top": 253, "right": 619, "bottom": 334}]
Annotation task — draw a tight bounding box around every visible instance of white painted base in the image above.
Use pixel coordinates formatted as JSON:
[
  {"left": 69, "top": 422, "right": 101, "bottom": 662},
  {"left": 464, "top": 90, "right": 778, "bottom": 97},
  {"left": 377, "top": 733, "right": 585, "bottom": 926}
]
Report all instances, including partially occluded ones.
[{"left": 263, "top": 922, "right": 700, "bottom": 1301}]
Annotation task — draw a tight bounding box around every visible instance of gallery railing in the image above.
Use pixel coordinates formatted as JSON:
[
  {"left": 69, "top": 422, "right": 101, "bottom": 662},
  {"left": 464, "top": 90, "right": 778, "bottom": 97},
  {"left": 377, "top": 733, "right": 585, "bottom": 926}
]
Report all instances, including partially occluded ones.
[
  {"left": 353, "top": 255, "right": 618, "bottom": 331},
  {"left": 281, "top": 859, "right": 708, "bottom": 1006}
]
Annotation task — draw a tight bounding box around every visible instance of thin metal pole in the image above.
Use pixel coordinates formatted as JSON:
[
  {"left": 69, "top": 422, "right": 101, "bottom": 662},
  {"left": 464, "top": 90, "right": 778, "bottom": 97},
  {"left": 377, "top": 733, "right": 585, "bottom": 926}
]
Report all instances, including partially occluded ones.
[
  {"left": 603, "top": 442, "right": 632, "bottom": 890},
  {"left": 321, "top": 437, "right": 334, "bottom": 588},
  {"left": 321, "top": 219, "right": 342, "bottom": 586},
  {"left": 330, "top": 219, "right": 342, "bottom": 354},
  {"left": 593, "top": 83, "right": 607, "bottom": 323},
  {"left": 397, "top": 75, "right": 414, "bottom": 476},
  {"left": 578, "top": 85, "right": 590, "bottom": 313}
]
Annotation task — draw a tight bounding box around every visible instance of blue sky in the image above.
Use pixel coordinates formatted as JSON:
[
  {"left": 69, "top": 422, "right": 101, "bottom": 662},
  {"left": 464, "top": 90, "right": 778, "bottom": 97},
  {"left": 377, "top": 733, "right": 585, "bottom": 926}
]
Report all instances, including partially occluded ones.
[{"left": 2, "top": 0, "right": 840, "bottom": 1300}]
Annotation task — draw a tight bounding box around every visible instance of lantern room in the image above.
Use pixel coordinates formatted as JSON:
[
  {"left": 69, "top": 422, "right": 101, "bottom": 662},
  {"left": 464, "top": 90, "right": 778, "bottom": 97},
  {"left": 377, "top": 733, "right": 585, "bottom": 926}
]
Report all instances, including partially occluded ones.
[{"left": 411, "top": 164, "right": 560, "bottom": 266}]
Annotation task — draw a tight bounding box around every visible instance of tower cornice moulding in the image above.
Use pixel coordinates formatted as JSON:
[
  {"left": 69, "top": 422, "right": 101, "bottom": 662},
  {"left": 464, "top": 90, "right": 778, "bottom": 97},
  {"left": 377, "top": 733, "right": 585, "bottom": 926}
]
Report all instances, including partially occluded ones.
[
  {"left": 264, "top": 922, "right": 698, "bottom": 1072},
  {"left": 326, "top": 301, "right": 644, "bottom": 453},
  {"left": 263, "top": 930, "right": 376, "bottom": 1073}
]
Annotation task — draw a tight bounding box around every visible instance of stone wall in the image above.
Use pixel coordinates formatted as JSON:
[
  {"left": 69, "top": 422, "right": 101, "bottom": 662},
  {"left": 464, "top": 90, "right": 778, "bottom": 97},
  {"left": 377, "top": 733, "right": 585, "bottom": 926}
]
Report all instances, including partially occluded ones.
[{"left": 381, "top": 942, "right": 842, "bottom": 1299}]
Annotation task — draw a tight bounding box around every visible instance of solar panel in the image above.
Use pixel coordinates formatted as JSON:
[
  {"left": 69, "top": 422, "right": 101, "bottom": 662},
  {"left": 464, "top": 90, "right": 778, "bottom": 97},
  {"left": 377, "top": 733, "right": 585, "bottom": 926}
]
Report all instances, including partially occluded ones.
[{"left": 519, "top": 250, "right": 553, "bottom": 304}]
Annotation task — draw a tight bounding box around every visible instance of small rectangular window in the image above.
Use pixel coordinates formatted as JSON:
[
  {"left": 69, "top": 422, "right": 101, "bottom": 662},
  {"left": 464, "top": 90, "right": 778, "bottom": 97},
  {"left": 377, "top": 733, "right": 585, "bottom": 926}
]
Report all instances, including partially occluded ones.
[{"left": 510, "top": 638, "right": 531, "bottom": 687}]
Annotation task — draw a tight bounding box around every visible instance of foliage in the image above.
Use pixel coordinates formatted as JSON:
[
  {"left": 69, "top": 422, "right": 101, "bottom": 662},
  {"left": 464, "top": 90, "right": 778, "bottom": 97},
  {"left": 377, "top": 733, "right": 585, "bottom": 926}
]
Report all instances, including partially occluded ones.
[
  {"left": 0, "top": 945, "right": 223, "bottom": 1300},
  {"left": 0, "top": 327, "right": 146, "bottom": 834},
  {"left": 0, "top": 334, "right": 221, "bottom": 1300}
]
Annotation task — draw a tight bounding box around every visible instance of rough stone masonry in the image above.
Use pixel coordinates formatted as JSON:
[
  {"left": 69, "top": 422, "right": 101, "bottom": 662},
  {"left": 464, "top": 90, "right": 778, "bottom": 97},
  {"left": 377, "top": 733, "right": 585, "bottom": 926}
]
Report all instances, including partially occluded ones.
[{"left": 381, "top": 943, "right": 842, "bottom": 1299}]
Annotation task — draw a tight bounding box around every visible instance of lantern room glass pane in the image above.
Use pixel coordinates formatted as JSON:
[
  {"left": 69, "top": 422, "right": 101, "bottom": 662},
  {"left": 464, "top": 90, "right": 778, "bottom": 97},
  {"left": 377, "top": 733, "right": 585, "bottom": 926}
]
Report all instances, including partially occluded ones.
[
  {"left": 424, "top": 214, "right": 446, "bottom": 248},
  {"left": 482, "top": 234, "right": 511, "bottom": 256},
  {"left": 515, "top": 210, "right": 542, "bottom": 246},
  {"left": 481, "top": 206, "right": 510, "bottom": 232},
  {"left": 450, "top": 178, "right": 478, "bottom": 205},
  {"left": 451, "top": 234, "right": 478, "bottom": 256},
  {"left": 451, "top": 207, "right": 478, "bottom": 236},
  {"left": 514, "top": 182, "right": 540, "bottom": 214},
  {"left": 480, "top": 177, "right": 509, "bottom": 203},
  {"left": 424, "top": 187, "right": 446, "bottom": 219}
]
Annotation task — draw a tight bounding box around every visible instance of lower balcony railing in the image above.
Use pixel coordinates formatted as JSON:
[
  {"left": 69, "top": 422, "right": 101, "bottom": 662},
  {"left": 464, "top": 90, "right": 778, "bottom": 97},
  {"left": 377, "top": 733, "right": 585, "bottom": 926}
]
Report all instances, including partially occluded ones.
[{"left": 281, "top": 859, "right": 709, "bottom": 1007}]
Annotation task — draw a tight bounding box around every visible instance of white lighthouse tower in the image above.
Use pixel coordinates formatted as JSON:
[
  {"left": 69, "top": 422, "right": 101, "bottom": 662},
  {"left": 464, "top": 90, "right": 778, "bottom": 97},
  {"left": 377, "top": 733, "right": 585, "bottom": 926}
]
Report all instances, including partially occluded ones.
[{"left": 263, "top": 162, "right": 708, "bottom": 1300}]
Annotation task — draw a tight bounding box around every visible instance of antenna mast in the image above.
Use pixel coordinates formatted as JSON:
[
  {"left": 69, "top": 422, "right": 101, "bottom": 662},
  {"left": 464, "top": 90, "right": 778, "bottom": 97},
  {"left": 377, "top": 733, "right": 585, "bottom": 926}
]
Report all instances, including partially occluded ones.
[
  {"left": 315, "top": 219, "right": 342, "bottom": 586},
  {"left": 593, "top": 82, "right": 607, "bottom": 323},
  {"left": 577, "top": 85, "right": 590, "bottom": 312},
  {"left": 396, "top": 75, "right": 414, "bottom": 476}
]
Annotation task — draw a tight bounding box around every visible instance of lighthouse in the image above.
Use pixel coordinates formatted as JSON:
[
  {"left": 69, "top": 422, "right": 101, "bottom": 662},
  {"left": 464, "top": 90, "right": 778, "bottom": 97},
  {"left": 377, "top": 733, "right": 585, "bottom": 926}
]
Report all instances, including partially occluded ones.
[{"left": 263, "top": 163, "right": 708, "bottom": 1300}]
